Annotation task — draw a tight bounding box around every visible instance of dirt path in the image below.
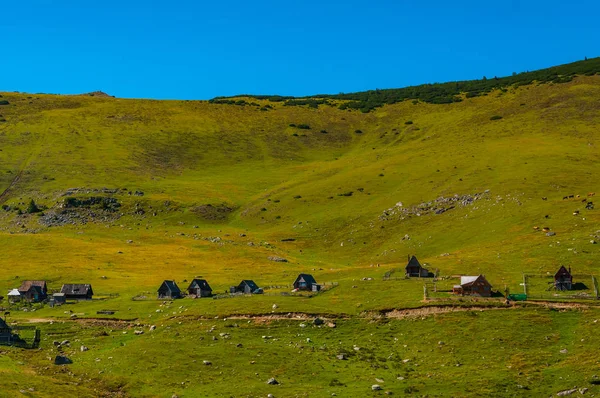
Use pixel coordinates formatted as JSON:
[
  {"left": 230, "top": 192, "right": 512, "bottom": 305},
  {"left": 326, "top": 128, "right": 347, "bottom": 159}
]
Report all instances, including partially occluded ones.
[
  {"left": 0, "top": 168, "right": 24, "bottom": 204},
  {"left": 18, "top": 301, "right": 594, "bottom": 325}
]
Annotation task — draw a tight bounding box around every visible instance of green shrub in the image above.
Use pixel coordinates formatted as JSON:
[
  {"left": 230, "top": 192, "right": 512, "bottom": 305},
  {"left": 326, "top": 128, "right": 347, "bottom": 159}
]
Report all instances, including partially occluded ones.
[
  {"left": 0, "top": 100, "right": 9, "bottom": 105},
  {"left": 27, "top": 200, "right": 41, "bottom": 214}
]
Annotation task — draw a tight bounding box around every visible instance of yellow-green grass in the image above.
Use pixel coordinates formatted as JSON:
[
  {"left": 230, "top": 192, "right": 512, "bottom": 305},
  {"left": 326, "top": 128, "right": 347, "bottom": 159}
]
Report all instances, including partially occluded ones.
[{"left": 1, "top": 76, "right": 600, "bottom": 396}]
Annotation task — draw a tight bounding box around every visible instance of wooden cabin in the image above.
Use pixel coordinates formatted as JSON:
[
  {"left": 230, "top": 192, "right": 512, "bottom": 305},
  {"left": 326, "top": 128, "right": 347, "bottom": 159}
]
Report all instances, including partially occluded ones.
[
  {"left": 18, "top": 281, "right": 48, "bottom": 302},
  {"left": 60, "top": 284, "right": 94, "bottom": 300},
  {"left": 187, "top": 279, "right": 212, "bottom": 297},
  {"left": 7, "top": 289, "right": 21, "bottom": 303},
  {"left": 52, "top": 293, "right": 66, "bottom": 305},
  {"left": 405, "top": 255, "right": 430, "bottom": 277},
  {"left": 157, "top": 280, "right": 182, "bottom": 299},
  {"left": 554, "top": 266, "right": 573, "bottom": 291},
  {"left": 293, "top": 274, "right": 320, "bottom": 292},
  {"left": 230, "top": 280, "right": 261, "bottom": 294},
  {"left": 453, "top": 275, "right": 492, "bottom": 297}
]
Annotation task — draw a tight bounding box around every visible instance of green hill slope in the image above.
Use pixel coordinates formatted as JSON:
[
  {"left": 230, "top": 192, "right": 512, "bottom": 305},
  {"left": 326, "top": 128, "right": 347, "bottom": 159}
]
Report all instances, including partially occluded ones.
[{"left": 0, "top": 69, "right": 599, "bottom": 303}]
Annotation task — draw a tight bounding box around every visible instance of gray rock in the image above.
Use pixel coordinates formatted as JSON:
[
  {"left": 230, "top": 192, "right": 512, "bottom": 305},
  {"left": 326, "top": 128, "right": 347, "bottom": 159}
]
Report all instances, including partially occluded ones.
[
  {"left": 313, "top": 318, "right": 324, "bottom": 326},
  {"left": 336, "top": 354, "right": 347, "bottom": 360},
  {"left": 556, "top": 389, "right": 577, "bottom": 396},
  {"left": 267, "top": 256, "right": 288, "bottom": 262},
  {"left": 80, "top": 346, "right": 89, "bottom": 352},
  {"left": 546, "top": 231, "right": 556, "bottom": 236},
  {"left": 203, "top": 360, "right": 212, "bottom": 365},
  {"left": 372, "top": 385, "right": 382, "bottom": 391},
  {"left": 54, "top": 356, "right": 72, "bottom": 365},
  {"left": 267, "top": 377, "right": 279, "bottom": 385}
]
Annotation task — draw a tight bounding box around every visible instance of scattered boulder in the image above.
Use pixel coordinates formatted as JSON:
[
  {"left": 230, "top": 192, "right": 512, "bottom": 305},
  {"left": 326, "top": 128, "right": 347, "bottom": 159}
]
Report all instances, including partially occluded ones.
[
  {"left": 134, "top": 330, "right": 144, "bottom": 335},
  {"left": 327, "top": 322, "right": 336, "bottom": 328},
  {"left": 80, "top": 346, "right": 89, "bottom": 352},
  {"left": 560, "top": 349, "right": 568, "bottom": 354},
  {"left": 267, "top": 256, "right": 288, "bottom": 262},
  {"left": 150, "top": 325, "right": 156, "bottom": 331},
  {"left": 54, "top": 356, "right": 72, "bottom": 365},
  {"left": 313, "top": 318, "right": 324, "bottom": 326},
  {"left": 556, "top": 389, "right": 577, "bottom": 396},
  {"left": 372, "top": 385, "right": 382, "bottom": 391},
  {"left": 203, "top": 360, "right": 212, "bottom": 366},
  {"left": 547, "top": 232, "right": 556, "bottom": 237},
  {"left": 267, "top": 377, "right": 279, "bottom": 385},
  {"left": 336, "top": 354, "right": 347, "bottom": 360}
]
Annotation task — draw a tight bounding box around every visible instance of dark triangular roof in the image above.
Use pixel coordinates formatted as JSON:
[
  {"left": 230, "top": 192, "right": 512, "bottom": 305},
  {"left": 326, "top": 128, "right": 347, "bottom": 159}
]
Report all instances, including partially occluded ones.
[
  {"left": 555, "top": 265, "right": 572, "bottom": 279},
  {"left": 405, "top": 255, "right": 422, "bottom": 270},
  {"left": 61, "top": 284, "right": 93, "bottom": 295},
  {"left": 188, "top": 279, "right": 212, "bottom": 291},
  {"left": 240, "top": 280, "right": 259, "bottom": 291},
  {"left": 295, "top": 273, "right": 317, "bottom": 286},
  {"left": 159, "top": 280, "right": 181, "bottom": 293}
]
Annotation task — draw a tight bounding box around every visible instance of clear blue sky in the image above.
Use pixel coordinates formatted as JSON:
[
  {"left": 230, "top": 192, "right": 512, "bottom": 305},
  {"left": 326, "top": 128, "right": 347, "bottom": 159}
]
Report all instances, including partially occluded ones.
[{"left": 1, "top": 0, "right": 598, "bottom": 99}]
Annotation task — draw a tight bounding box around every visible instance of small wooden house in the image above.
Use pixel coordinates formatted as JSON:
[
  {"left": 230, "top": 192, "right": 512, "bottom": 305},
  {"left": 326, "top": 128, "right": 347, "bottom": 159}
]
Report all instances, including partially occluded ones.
[
  {"left": 187, "top": 279, "right": 212, "bottom": 297},
  {"left": 453, "top": 275, "right": 492, "bottom": 297},
  {"left": 157, "top": 280, "right": 182, "bottom": 299},
  {"left": 230, "top": 280, "right": 261, "bottom": 294},
  {"left": 61, "top": 284, "right": 94, "bottom": 300},
  {"left": 7, "top": 289, "right": 21, "bottom": 303},
  {"left": 52, "top": 293, "right": 66, "bottom": 305},
  {"left": 405, "top": 255, "right": 430, "bottom": 277},
  {"left": 293, "top": 274, "right": 320, "bottom": 292},
  {"left": 554, "top": 266, "right": 573, "bottom": 291},
  {"left": 18, "top": 281, "right": 48, "bottom": 302}
]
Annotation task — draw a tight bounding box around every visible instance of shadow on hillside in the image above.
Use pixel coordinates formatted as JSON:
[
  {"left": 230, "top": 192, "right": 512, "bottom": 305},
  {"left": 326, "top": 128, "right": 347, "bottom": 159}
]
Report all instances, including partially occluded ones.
[{"left": 572, "top": 282, "right": 589, "bottom": 291}]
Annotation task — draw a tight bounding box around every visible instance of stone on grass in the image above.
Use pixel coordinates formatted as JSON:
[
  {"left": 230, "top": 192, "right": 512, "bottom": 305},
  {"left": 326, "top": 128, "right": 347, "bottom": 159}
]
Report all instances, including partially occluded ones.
[
  {"left": 372, "top": 384, "right": 382, "bottom": 391},
  {"left": 54, "top": 356, "right": 72, "bottom": 365},
  {"left": 267, "top": 377, "right": 279, "bottom": 385},
  {"left": 80, "top": 346, "right": 89, "bottom": 352},
  {"left": 556, "top": 389, "right": 577, "bottom": 396}
]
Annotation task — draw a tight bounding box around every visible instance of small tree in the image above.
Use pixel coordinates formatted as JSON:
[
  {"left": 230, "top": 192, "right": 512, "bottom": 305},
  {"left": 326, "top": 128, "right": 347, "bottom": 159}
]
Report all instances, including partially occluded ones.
[{"left": 27, "top": 199, "right": 41, "bottom": 214}]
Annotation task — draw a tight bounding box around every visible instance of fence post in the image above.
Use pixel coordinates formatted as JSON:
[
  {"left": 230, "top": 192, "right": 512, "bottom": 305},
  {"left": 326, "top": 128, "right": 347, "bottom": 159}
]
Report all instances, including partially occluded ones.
[
  {"left": 593, "top": 276, "right": 599, "bottom": 299},
  {"left": 522, "top": 274, "right": 528, "bottom": 296}
]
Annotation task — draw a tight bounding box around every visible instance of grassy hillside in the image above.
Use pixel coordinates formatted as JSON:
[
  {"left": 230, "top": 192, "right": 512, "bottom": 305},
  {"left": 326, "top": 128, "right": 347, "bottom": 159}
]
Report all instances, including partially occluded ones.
[{"left": 0, "top": 64, "right": 599, "bottom": 397}]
